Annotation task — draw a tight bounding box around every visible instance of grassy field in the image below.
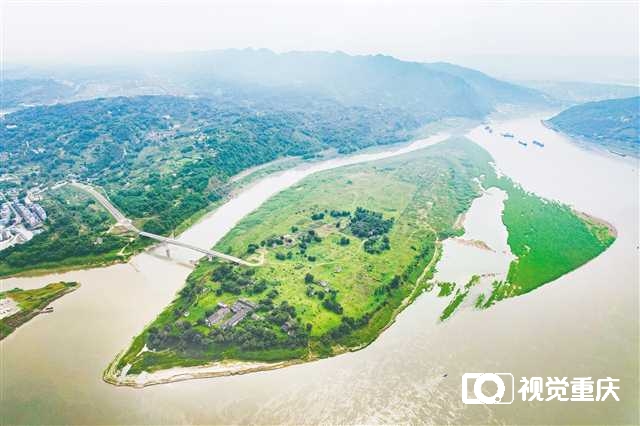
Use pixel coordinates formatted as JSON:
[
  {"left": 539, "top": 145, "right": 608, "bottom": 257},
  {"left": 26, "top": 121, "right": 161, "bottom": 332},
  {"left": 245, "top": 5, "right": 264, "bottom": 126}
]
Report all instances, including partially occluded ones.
[
  {"left": 114, "top": 138, "right": 493, "bottom": 373},
  {"left": 0, "top": 281, "right": 80, "bottom": 339},
  {"left": 482, "top": 174, "right": 616, "bottom": 301},
  {"left": 431, "top": 173, "right": 616, "bottom": 316}
]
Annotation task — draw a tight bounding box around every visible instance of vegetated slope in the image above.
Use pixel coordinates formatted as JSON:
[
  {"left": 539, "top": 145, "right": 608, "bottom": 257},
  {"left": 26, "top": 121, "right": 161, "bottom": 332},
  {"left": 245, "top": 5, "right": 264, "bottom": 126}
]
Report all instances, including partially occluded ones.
[
  {"left": 5, "top": 50, "right": 551, "bottom": 118},
  {"left": 0, "top": 78, "right": 76, "bottom": 109},
  {"left": 422, "top": 62, "right": 550, "bottom": 106},
  {"left": 0, "top": 281, "right": 79, "bottom": 339},
  {"left": 112, "top": 138, "right": 494, "bottom": 375},
  {"left": 1, "top": 94, "right": 418, "bottom": 235},
  {"left": 545, "top": 96, "right": 640, "bottom": 157},
  {"left": 160, "top": 49, "right": 493, "bottom": 121}
]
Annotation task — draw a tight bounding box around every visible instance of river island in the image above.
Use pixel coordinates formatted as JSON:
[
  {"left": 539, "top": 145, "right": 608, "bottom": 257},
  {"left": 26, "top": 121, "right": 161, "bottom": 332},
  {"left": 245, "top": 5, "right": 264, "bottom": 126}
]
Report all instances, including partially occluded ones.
[{"left": 104, "top": 138, "right": 615, "bottom": 387}]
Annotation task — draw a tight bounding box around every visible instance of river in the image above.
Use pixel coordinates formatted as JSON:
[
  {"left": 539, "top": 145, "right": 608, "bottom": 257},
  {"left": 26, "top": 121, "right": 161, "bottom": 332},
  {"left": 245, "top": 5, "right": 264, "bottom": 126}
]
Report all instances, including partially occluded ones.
[{"left": 0, "top": 114, "right": 637, "bottom": 425}]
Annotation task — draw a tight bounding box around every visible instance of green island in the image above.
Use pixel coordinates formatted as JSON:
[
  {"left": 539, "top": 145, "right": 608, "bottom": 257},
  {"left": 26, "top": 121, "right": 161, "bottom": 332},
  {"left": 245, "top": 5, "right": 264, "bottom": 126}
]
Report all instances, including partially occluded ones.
[
  {"left": 433, "top": 173, "right": 616, "bottom": 319},
  {"left": 108, "top": 138, "right": 615, "bottom": 381},
  {"left": 0, "top": 281, "right": 80, "bottom": 339}
]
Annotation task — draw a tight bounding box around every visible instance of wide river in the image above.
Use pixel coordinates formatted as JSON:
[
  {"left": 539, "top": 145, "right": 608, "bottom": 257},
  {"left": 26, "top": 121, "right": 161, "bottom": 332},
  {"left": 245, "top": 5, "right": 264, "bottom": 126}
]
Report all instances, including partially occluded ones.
[{"left": 0, "top": 114, "right": 638, "bottom": 425}]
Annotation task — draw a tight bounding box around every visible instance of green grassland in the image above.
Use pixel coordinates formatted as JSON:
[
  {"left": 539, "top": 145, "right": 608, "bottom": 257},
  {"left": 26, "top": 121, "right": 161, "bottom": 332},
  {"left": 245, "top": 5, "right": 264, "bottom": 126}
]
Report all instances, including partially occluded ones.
[
  {"left": 433, "top": 173, "right": 616, "bottom": 318},
  {"left": 480, "top": 174, "right": 616, "bottom": 303},
  {"left": 0, "top": 281, "right": 80, "bottom": 339},
  {"left": 114, "top": 138, "right": 492, "bottom": 373}
]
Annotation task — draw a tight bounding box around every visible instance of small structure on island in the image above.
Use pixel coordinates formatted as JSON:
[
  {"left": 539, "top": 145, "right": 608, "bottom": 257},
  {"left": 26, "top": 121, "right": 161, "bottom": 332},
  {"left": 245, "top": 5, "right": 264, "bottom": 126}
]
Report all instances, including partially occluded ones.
[
  {"left": 223, "top": 299, "right": 258, "bottom": 328},
  {"left": 205, "top": 302, "right": 230, "bottom": 327},
  {"left": 281, "top": 319, "right": 297, "bottom": 336}
]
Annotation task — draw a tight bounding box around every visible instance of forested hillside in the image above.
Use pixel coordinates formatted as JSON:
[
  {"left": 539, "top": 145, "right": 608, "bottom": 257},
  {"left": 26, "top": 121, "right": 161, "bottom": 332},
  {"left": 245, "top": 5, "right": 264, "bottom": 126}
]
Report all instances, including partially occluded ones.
[
  {"left": 546, "top": 96, "right": 639, "bottom": 157},
  {"left": 0, "top": 78, "right": 76, "bottom": 109},
  {"left": 1, "top": 94, "right": 419, "bottom": 235}
]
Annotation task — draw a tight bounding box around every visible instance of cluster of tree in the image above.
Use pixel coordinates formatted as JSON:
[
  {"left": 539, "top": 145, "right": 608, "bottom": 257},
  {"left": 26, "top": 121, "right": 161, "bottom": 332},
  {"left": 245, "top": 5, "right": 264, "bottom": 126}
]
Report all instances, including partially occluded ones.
[
  {"left": 322, "top": 289, "right": 344, "bottom": 314},
  {"left": 305, "top": 285, "right": 326, "bottom": 300},
  {"left": 338, "top": 236, "right": 351, "bottom": 246},
  {"left": 347, "top": 207, "right": 394, "bottom": 254},
  {"left": 321, "top": 313, "right": 372, "bottom": 343},
  {"left": 260, "top": 235, "right": 285, "bottom": 247},
  {"left": 210, "top": 264, "right": 267, "bottom": 296},
  {"left": 349, "top": 207, "right": 394, "bottom": 238},
  {"left": 275, "top": 251, "right": 293, "bottom": 261},
  {"left": 329, "top": 210, "right": 350, "bottom": 218},
  {"left": 147, "top": 284, "right": 308, "bottom": 353},
  {"left": 297, "top": 229, "right": 321, "bottom": 255},
  {"left": 363, "top": 235, "right": 391, "bottom": 254},
  {"left": 374, "top": 275, "right": 403, "bottom": 296},
  {"left": 310, "top": 212, "right": 325, "bottom": 220}
]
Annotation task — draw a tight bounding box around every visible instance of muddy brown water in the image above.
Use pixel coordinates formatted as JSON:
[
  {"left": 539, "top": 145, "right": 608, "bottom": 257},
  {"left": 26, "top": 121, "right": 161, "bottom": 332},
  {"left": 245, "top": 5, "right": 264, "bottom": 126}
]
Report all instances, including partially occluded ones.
[{"left": 0, "top": 117, "right": 637, "bottom": 425}]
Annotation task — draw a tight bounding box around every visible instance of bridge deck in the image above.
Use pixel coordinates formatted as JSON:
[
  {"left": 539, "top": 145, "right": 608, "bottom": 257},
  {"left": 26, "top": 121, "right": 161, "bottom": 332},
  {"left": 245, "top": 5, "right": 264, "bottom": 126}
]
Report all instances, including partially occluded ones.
[{"left": 70, "top": 182, "right": 258, "bottom": 266}]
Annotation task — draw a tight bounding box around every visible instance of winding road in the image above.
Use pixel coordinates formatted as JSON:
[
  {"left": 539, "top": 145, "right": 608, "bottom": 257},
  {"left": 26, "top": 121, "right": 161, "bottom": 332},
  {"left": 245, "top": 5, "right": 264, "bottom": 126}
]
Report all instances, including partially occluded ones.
[{"left": 70, "top": 182, "right": 259, "bottom": 267}]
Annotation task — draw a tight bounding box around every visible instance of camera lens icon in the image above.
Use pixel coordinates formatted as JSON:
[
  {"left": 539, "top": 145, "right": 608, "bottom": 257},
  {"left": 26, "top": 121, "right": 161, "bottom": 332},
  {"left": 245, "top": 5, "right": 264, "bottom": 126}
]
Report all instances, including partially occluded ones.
[{"left": 462, "top": 373, "right": 514, "bottom": 404}]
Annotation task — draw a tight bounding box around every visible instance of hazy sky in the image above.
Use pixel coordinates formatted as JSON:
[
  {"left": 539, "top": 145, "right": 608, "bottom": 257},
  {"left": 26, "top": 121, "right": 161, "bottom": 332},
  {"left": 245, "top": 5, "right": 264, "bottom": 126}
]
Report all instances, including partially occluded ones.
[{"left": 2, "top": 0, "right": 639, "bottom": 83}]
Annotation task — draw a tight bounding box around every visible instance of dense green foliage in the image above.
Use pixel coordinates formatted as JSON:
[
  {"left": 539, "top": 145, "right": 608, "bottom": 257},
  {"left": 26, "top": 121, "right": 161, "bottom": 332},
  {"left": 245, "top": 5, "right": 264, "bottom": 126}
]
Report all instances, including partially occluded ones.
[
  {"left": 546, "top": 96, "right": 639, "bottom": 157},
  {"left": 348, "top": 207, "right": 394, "bottom": 254},
  {"left": 2, "top": 95, "right": 420, "bottom": 238},
  {"left": 0, "top": 281, "right": 79, "bottom": 339},
  {"left": 484, "top": 174, "right": 616, "bottom": 296},
  {"left": 114, "top": 138, "right": 494, "bottom": 372},
  {"left": 0, "top": 78, "right": 75, "bottom": 109}
]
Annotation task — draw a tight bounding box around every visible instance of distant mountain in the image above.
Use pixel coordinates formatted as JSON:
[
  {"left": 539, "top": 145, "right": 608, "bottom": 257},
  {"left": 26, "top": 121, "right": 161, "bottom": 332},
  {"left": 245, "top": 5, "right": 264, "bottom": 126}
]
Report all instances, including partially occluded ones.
[
  {"left": 5, "top": 49, "right": 551, "bottom": 121},
  {"left": 545, "top": 96, "right": 639, "bottom": 157},
  {"left": 1, "top": 79, "right": 76, "bottom": 110},
  {"left": 153, "top": 49, "right": 493, "bottom": 121},
  {"left": 522, "top": 81, "right": 639, "bottom": 104},
  {"left": 423, "top": 62, "right": 550, "bottom": 106}
]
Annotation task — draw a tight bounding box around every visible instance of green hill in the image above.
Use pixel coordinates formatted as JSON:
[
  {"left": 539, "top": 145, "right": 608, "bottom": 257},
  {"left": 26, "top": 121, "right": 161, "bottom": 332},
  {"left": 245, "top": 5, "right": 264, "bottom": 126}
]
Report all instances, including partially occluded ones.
[{"left": 546, "top": 96, "right": 639, "bottom": 157}]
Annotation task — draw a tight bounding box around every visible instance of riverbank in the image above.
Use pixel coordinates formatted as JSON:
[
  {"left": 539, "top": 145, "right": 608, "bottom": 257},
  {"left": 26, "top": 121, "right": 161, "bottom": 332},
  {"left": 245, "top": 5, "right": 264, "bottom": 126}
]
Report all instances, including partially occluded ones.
[
  {"left": 104, "top": 243, "right": 443, "bottom": 388},
  {"left": 0, "top": 281, "right": 80, "bottom": 339}
]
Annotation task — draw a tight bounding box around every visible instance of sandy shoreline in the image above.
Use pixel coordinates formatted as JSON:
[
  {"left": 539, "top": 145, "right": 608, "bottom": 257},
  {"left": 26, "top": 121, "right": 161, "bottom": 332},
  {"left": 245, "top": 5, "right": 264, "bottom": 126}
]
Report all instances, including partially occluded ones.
[{"left": 104, "top": 357, "right": 300, "bottom": 388}]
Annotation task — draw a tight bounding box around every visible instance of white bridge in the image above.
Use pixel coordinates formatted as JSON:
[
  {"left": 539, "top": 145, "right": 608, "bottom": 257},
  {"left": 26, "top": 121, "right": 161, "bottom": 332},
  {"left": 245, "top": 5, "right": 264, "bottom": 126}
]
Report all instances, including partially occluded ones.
[{"left": 70, "top": 182, "right": 258, "bottom": 266}]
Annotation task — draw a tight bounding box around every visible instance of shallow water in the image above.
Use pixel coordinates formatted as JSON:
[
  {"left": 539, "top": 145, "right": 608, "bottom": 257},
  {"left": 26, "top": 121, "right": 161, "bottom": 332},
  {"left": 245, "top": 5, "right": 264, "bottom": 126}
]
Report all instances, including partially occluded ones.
[
  {"left": 0, "top": 116, "right": 638, "bottom": 425},
  {"left": 433, "top": 187, "right": 514, "bottom": 311}
]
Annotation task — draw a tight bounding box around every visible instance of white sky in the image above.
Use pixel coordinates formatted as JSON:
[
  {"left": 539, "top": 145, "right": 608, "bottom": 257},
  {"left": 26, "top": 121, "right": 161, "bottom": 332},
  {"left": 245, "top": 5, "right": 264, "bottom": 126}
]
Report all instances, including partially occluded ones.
[{"left": 2, "top": 0, "right": 639, "bottom": 83}]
